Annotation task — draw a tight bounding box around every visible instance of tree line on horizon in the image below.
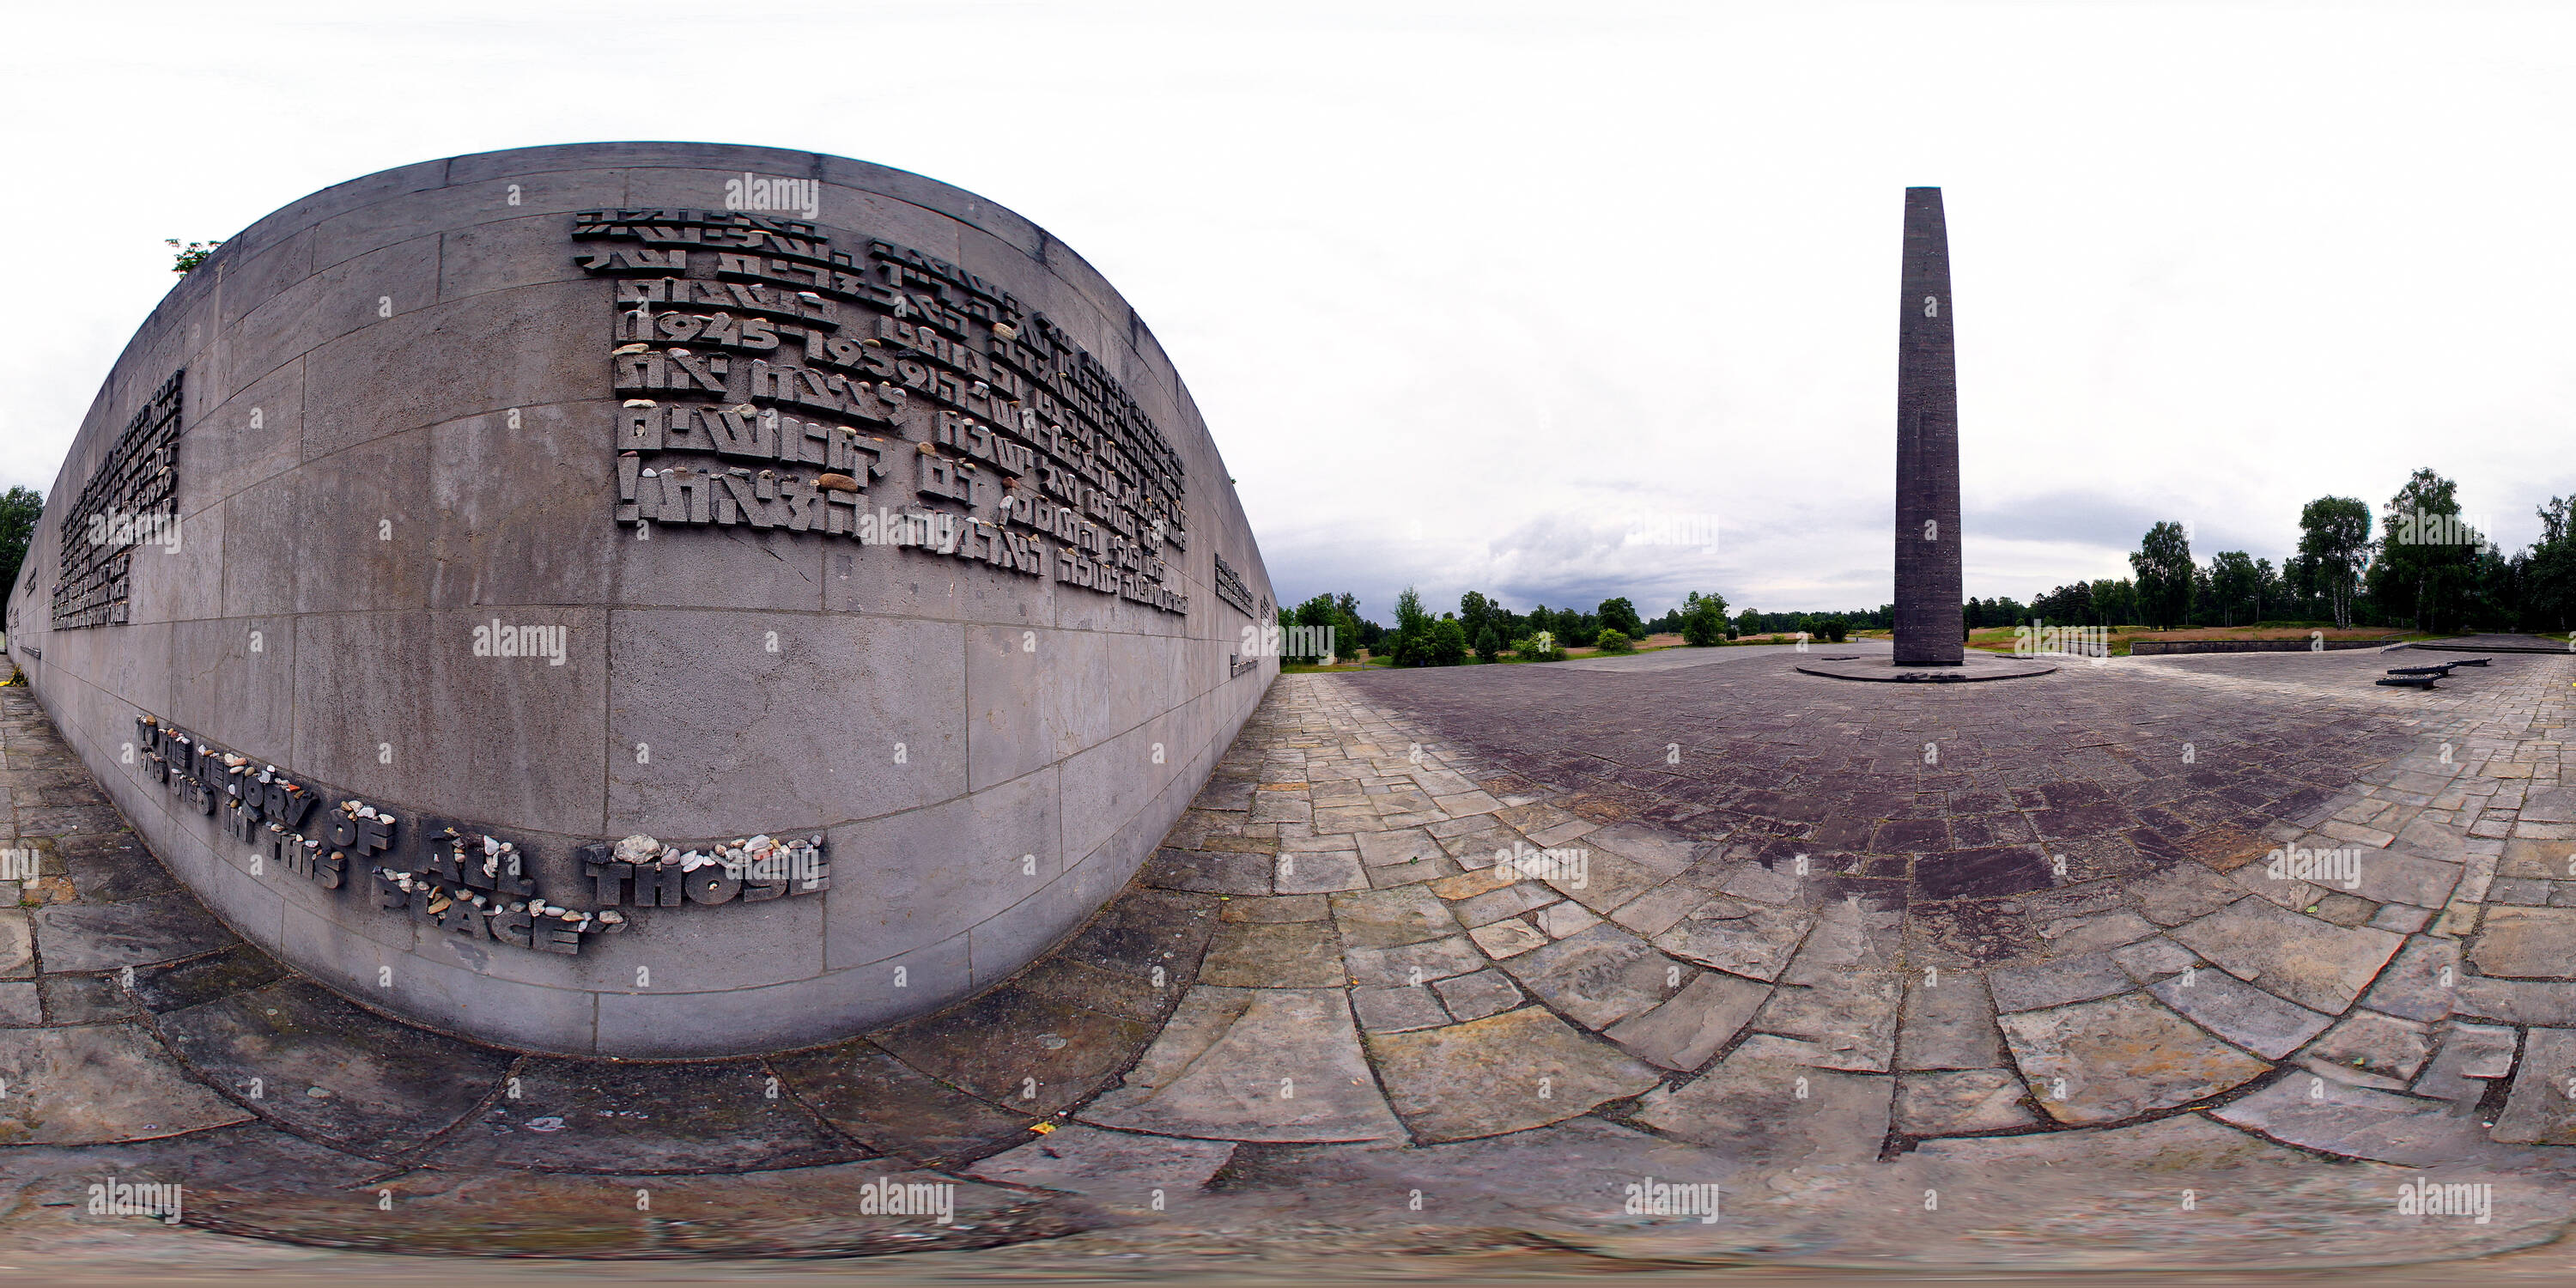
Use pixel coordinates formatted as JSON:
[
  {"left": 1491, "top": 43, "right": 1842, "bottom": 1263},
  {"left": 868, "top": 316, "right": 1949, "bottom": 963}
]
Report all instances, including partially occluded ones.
[
  {"left": 1276, "top": 586, "right": 1874, "bottom": 667},
  {"left": 1283, "top": 467, "right": 2576, "bottom": 667},
  {"left": 2027, "top": 469, "right": 2575, "bottom": 635}
]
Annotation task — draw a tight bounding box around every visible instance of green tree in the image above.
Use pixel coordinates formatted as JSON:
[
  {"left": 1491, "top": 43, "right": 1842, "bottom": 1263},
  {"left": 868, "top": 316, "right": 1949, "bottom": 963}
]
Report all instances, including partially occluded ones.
[
  {"left": 1459, "top": 591, "right": 1494, "bottom": 645},
  {"left": 1595, "top": 628, "right": 1633, "bottom": 653},
  {"left": 2129, "top": 521, "right": 2195, "bottom": 629},
  {"left": 0, "top": 486, "right": 41, "bottom": 603},
  {"left": 1680, "top": 591, "right": 1728, "bottom": 646},
  {"left": 2519, "top": 495, "right": 2576, "bottom": 634},
  {"left": 1596, "top": 597, "right": 1643, "bottom": 638},
  {"left": 1388, "top": 586, "right": 1436, "bottom": 666},
  {"left": 2370, "top": 469, "right": 2482, "bottom": 633},
  {"left": 167, "top": 239, "right": 222, "bottom": 273},
  {"left": 2092, "top": 577, "right": 2137, "bottom": 628},
  {"left": 2208, "top": 550, "right": 2258, "bottom": 627},
  {"left": 2030, "top": 582, "right": 2090, "bottom": 627},
  {"left": 1473, "top": 625, "right": 1501, "bottom": 664},
  {"left": 2296, "top": 495, "right": 2372, "bottom": 629},
  {"left": 1286, "top": 593, "right": 1340, "bottom": 663},
  {"left": 1431, "top": 617, "right": 1469, "bottom": 665}
]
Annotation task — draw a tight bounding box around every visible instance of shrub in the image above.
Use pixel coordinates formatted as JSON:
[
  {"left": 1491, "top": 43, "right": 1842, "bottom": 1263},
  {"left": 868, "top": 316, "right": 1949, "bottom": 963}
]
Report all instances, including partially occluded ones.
[
  {"left": 1724, "top": 625, "right": 1739, "bottom": 641},
  {"left": 1595, "top": 629, "right": 1633, "bottom": 653},
  {"left": 1823, "top": 617, "right": 1849, "bottom": 643},
  {"left": 1473, "top": 626, "right": 1501, "bottom": 663},
  {"left": 1431, "top": 617, "right": 1469, "bottom": 665},
  {"left": 1682, "top": 604, "right": 1722, "bottom": 646}
]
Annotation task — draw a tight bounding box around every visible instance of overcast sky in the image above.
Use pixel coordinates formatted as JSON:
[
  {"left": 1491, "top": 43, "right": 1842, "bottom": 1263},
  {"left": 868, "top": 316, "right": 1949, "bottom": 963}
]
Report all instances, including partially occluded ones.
[{"left": 6, "top": 1, "right": 2571, "bottom": 624}]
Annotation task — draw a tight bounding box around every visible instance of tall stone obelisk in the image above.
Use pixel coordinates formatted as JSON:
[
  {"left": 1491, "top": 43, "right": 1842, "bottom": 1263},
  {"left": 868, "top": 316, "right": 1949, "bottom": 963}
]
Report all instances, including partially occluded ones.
[{"left": 1894, "top": 186, "right": 1964, "bottom": 665}]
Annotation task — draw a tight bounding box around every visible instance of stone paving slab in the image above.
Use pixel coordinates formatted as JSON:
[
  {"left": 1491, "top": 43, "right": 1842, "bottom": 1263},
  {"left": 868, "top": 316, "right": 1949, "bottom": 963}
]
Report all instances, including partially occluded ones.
[
  {"left": 965, "top": 1122, "right": 1236, "bottom": 1209},
  {"left": 1748, "top": 971, "right": 1901, "bottom": 1072},
  {"left": 867, "top": 982, "right": 1156, "bottom": 1115},
  {"left": 1497, "top": 923, "right": 1680, "bottom": 1030},
  {"left": 2214, "top": 1074, "right": 2567, "bottom": 1167},
  {"left": 1601, "top": 968, "right": 1768, "bottom": 1071},
  {"left": 2494, "top": 1028, "right": 2576, "bottom": 1145},
  {"left": 155, "top": 978, "right": 516, "bottom": 1159},
  {"left": 2148, "top": 967, "right": 2334, "bottom": 1060},
  {"left": 1080, "top": 986, "right": 1403, "bottom": 1142},
  {"left": 767, "top": 1039, "right": 1036, "bottom": 1167},
  {"left": 1369, "top": 1004, "right": 1661, "bottom": 1141},
  {"left": 1896, "top": 969, "right": 2006, "bottom": 1070},
  {"left": 1895, "top": 1067, "right": 2042, "bottom": 1133},
  {"left": 0, "top": 1023, "right": 252, "bottom": 1145},
  {"left": 1629, "top": 1034, "right": 1893, "bottom": 1163},
  {"left": 1996, "top": 993, "right": 2270, "bottom": 1125},
  {"left": 30, "top": 891, "right": 240, "bottom": 972},
  {"left": 2168, "top": 898, "right": 2404, "bottom": 1015},
  {"left": 2470, "top": 907, "right": 2576, "bottom": 978},
  {"left": 420, "top": 1057, "right": 869, "bottom": 1173}
]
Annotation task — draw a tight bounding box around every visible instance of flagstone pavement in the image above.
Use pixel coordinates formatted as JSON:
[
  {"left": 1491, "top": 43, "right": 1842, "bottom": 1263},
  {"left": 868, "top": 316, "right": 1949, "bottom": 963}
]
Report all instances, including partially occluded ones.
[{"left": 7, "top": 637, "right": 2576, "bottom": 1275}]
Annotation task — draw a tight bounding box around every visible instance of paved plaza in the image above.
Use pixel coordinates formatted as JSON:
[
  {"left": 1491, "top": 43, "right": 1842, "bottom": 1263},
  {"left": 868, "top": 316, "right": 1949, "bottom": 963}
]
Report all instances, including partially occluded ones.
[{"left": 6, "top": 639, "right": 2576, "bottom": 1275}]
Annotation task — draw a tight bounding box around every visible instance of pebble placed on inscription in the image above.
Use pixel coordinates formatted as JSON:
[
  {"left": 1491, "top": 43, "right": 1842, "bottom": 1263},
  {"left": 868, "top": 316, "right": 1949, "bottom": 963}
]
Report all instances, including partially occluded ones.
[
  {"left": 815, "top": 473, "right": 860, "bottom": 493},
  {"left": 612, "top": 343, "right": 647, "bottom": 355},
  {"left": 623, "top": 399, "right": 655, "bottom": 408}
]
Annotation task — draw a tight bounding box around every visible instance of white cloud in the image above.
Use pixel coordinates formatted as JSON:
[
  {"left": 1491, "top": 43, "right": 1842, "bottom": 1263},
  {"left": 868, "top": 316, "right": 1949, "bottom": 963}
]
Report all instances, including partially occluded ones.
[{"left": 6, "top": 1, "right": 2572, "bottom": 628}]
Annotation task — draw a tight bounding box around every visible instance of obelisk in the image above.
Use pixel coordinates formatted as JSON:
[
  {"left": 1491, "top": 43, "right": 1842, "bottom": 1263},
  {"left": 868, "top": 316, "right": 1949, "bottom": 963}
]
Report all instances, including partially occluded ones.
[{"left": 1894, "top": 186, "right": 1964, "bottom": 665}]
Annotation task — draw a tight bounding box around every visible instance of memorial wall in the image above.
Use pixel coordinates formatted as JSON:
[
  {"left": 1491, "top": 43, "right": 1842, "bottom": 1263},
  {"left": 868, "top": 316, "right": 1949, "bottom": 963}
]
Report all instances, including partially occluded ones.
[{"left": 1, "top": 143, "right": 1276, "bottom": 1056}]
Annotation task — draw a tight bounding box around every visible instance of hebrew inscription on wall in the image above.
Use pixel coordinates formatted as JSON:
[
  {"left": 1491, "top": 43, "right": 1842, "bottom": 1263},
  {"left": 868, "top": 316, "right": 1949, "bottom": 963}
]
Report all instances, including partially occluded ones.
[
  {"left": 134, "top": 713, "right": 824, "bottom": 957},
  {"left": 54, "top": 371, "right": 182, "bottom": 629},
  {"left": 1211, "top": 552, "right": 1255, "bottom": 617},
  {"left": 576, "top": 210, "right": 1193, "bottom": 615}
]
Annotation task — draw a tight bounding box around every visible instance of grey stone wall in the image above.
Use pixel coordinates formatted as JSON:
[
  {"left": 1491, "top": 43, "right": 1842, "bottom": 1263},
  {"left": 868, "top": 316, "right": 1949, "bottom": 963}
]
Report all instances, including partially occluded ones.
[{"left": 2, "top": 143, "right": 1278, "bottom": 1056}]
